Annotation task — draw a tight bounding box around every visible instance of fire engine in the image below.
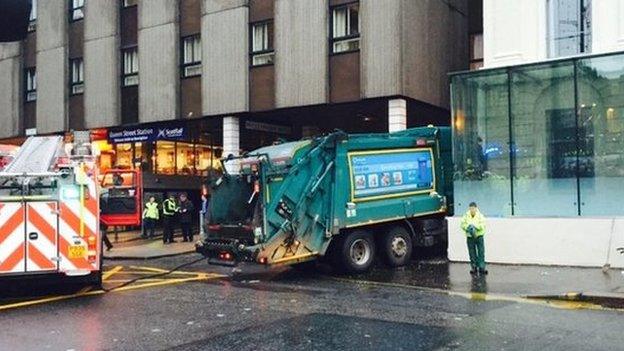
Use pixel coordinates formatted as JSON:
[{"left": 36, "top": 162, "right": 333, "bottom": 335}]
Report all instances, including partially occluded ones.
[{"left": 0, "top": 132, "right": 102, "bottom": 285}]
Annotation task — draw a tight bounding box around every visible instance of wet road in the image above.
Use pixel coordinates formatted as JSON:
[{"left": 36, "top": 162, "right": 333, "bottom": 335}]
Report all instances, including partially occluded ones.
[{"left": 1, "top": 255, "right": 623, "bottom": 351}]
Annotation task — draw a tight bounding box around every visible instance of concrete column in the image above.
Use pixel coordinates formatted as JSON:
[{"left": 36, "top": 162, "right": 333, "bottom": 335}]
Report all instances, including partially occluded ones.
[
  {"left": 388, "top": 99, "right": 407, "bottom": 132},
  {"left": 222, "top": 116, "right": 240, "bottom": 174},
  {"left": 84, "top": 0, "right": 120, "bottom": 128},
  {"left": 138, "top": 0, "right": 179, "bottom": 123},
  {"left": 202, "top": 0, "right": 249, "bottom": 115},
  {"left": 0, "top": 43, "right": 22, "bottom": 138},
  {"left": 274, "top": 0, "right": 328, "bottom": 108},
  {"left": 36, "top": 0, "right": 68, "bottom": 133}
]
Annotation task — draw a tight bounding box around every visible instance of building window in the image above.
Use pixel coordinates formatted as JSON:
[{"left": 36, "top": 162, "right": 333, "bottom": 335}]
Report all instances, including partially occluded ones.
[
  {"left": 122, "top": 0, "right": 138, "bottom": 8},
  {"left": 70, "top": 0, "right": 85, "bottom": 22},
  {"left": 70, "top": 58, "right": 84, "bottom": 95},
  {"left": 122, "top": 47, "right": 139, "bottom": 87},
  {"left": 181, "top": 35, "right": 202, "bottom": 78},
  {"left": 28, "top": 0, "right": 37, "bottom": 32},
  {"left": 250, "top": 21, "right": 274, "bottom": 66},
  {"left": 331, "top": 2, "right": 360, "bottom": 54},
  {"left": 24, "top": 68, "right": 37, "bottom": 102},
  {"left": 548, "top": 0, "right": 591, "bottom": 58},
  {"left": 470, "top": 33, "right": 483, "bottom": 70}
]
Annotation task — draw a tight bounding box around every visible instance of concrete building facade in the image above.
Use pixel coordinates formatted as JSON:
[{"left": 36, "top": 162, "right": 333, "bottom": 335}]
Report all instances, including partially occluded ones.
[{"left": 0, "top": 0, "right": 469, "bottom": 194}]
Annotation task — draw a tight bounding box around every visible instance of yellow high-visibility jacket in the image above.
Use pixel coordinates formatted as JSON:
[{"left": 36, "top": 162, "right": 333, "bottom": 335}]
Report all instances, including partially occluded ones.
[
  {"left": 460, "top": 210, "right": 486, "bottom": 237},
  {"left": 143, "top": 202, "right": 159, "bottom": 220}
]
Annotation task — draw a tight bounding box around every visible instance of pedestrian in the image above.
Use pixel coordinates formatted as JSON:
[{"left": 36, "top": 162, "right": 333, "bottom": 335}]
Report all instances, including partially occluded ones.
[
  {"left": 178, "top": 193, "right": 195, "bottom": 242},
  {"left": 141, "top": 196, "right": 159, "bottom": 239},
  {"left": 100, "top": 223, "right": 113, "bottom": 251},
  {"left": 460, "top": 202, "right": 487, "bottom": 275},
  {"left": 162, "top": 193, "right": 179, "bottom": 244},
  {"left": 200, "top": 192, "right": 211, "bottom": 241}
]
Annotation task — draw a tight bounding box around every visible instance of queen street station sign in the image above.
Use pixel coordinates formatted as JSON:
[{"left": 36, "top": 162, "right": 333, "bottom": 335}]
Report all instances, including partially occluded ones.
[{"left": 108, "top": 121, "right": 187, "bottom": 143}]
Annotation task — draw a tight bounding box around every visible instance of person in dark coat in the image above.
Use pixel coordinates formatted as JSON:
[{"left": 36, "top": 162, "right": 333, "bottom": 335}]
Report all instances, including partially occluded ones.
[{"left": 178, "top": 193, "right": 195, "bottom": 242}]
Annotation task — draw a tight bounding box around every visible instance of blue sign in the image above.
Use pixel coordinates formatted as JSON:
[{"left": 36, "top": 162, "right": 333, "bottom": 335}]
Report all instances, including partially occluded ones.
[
  {"left": 109, "top": 122, "right": 187, "bottom": 143},
  {"left": 350, "top": 149, "right": 434, "bottom": 199}
]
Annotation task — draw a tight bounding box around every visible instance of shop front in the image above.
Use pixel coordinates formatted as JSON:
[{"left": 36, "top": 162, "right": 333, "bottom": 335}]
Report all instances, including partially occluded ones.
[{"left": 93, "top": 118, "right": 223, "bottom": 203}]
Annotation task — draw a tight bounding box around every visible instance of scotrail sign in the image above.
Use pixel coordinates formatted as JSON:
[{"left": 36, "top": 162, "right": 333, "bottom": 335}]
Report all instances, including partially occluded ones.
[{"left": 109, "top": 122, "right": 187, "bottom": 143}]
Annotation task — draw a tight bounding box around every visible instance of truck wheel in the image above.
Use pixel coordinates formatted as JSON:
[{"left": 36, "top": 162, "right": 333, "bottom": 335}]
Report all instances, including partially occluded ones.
[
  {"left": 381, "top": 226, "right": 413, "bottom": 267},
  {"left": 336, "top": 230, "right": 376, "bottom": 274}
]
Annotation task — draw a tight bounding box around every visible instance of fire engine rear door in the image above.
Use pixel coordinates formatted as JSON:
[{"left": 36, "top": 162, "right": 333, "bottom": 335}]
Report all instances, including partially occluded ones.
[
  {"left": 0, "top": 202, "right": 26, "bottom": 274},
  {"left": 25, "top": 201, "right": 59, "bottom": 273}
]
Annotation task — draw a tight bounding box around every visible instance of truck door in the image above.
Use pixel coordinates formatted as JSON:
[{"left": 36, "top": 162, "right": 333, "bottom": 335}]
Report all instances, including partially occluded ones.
[
  {"left": 0, "top": 202, "right": 26, "bottom": 274},
  {"left": 25, "top": 201, "right": 59, "bottom": 273}
]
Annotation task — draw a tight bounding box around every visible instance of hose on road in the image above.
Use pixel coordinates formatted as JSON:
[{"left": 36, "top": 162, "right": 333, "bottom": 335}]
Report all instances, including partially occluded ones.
[{"left": 101, "top": 256, "right": 207, "bottom": 292}]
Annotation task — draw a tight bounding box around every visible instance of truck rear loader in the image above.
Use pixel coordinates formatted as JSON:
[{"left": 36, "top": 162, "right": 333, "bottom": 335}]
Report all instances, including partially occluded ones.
[{"left": 196, "top": 127, "right": 453, "bottom": 273}]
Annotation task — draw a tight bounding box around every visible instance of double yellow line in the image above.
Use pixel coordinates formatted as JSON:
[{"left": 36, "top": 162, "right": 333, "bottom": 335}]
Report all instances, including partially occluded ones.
[
  {"left": 331, "top": 276, "right": 624, "bottom": 312},
  {"left": 0, "top": 266, "right": 225, "bottom": 312}
]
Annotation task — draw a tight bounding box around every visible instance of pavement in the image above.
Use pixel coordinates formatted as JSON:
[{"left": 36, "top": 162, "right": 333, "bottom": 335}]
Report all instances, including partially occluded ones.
[
  {"left": 343, "top": 260, "right": 624, "bottom": 309},
  {"left": 1, "top": 255, "right": 623, "bottom": 351},
  {"left": 103, "top": 228, "right": 198, "bottom": 259}
]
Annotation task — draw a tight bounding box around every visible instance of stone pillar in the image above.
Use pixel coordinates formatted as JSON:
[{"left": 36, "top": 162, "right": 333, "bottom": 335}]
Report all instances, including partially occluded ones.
[
  {"left": 222, "top": 116, "right": 240, "bottom": 174},
  {"left": 0, "top": 42, "right": 22, "bottom": 138},
  {"left": 388, "top": 98, "right": 407, "bottom": 132},
  {"left": 84, "top": 0, "right": 120, "bottom": 129}
]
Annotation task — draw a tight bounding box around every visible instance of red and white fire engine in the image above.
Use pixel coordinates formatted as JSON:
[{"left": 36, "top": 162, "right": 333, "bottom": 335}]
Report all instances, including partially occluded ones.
[{"left": 0, "top": 132, "right": 102, "bottom": 285}]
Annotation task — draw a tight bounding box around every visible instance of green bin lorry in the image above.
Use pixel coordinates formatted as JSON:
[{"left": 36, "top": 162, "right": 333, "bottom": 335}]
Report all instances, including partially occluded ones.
[{"left": 196, "top": 126, "right": 453, "bottom": 273}]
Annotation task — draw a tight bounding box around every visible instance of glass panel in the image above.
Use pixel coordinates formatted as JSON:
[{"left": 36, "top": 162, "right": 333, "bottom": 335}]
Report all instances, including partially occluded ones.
[
  {"left": 252, "top": 52, "right": 274, "bottom": 66},
  {"left": 30, "top": 0, "right": 37, "bottom": 21},
  {"left": 115, "top": 143, "right": 133, "bottom": 168},
  {"left": 134, "top": 142, "right": 143, "bottom": 168},
  {"left": 511, "top": 62, "right": 577, "bottom": 216},
  {"left": 333, "top": 8, "right": 347, "bottom": 38},
  {"left": 333, "top": 38, "right": 360, "bottom": 53},
  {"left": 156, "top": 141, "right": 176, "bottom": 175},
  {"left": 548, "top": 0, "right": 591, "bottom": 57},
  {"left": 252, "top": 24, "right": 266, "bottom": 52},
  {"left": 577, "top": 54, "right": 624, "bottom": 216},
  {"left": 348, "top": 4, "right": 359, "bottom": 35},
  {"left": 451, "top": 70, "right": 512, "bottom": 217},
  {"left": 176, "top": 142, "right": 195, "bottom": 176},
  {"left": 194, "top": 37, "right": 201, "bottom": 61}
]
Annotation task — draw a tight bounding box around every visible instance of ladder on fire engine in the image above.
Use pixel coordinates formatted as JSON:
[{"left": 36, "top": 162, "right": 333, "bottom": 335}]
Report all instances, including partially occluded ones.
[{"left": 3, "top": 136, "right": 63, "bottom": 174}]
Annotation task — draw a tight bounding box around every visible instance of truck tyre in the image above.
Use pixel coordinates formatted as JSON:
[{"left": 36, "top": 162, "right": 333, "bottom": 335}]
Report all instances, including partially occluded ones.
[
  {"left": 381, "top": 226, "right": 413, "bottom": 267},
  {"left": 336, "top": 230, "right": 376, "bottom": 274}
]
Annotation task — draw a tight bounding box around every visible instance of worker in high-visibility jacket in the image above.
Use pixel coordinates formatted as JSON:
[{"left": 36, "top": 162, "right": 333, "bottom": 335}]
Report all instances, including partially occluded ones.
[
  {"left": 460, "top": 202, "right": 487, "bottom": 275},
  {"left": 162, "top": 193, "right": 180, "bottom": 244},
  {"left": 141, "top": 196, "right": 159, "bottom": 239}
]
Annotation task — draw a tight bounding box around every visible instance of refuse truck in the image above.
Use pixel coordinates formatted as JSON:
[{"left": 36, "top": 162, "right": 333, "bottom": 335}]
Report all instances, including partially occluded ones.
[{"left": 196, "top": 127, "right": 453, "bottom": 273}]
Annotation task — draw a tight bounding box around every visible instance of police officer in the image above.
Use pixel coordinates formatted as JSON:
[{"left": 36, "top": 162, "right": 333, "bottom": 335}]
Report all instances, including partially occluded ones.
[
  {"left": 460, "top": 202, "right": 487, "bottom": 275},
  {"left": 162, "top": 193, "right": 179, "bottom": 244},
  {"left": 141, "top": 196, "right": 159, "bottom": 239}
]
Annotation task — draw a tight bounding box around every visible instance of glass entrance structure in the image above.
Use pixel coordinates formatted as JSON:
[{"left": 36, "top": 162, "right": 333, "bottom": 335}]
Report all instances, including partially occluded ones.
[{"left": 451, "top": 51, "right": 624, "bottom": 217}]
